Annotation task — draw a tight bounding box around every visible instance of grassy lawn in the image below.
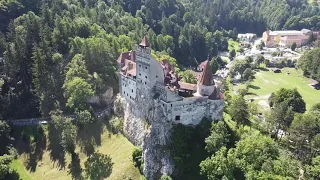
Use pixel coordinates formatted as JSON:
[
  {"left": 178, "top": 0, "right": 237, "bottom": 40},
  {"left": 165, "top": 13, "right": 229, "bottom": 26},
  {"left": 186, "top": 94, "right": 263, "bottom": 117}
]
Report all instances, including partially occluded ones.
[
  {"left": 228, "top": 39, "right": 240, "bottom": 52},
  {"left": 10, "top": 160, "right": 32, "bottom": 180},
  {"left": 12, "top": 126, "right": 140, "bottom": 180},
  {"left": 247, "top": 68, "right": 320, "bottom": 110}
]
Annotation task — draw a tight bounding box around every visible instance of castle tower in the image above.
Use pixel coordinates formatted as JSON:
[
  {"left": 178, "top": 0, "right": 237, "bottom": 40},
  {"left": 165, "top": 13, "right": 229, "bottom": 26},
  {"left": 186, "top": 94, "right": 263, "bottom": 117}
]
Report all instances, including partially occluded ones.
[
  {"left": 197, "top": 60, "right": 215, "bottom": 96},
  {"left": 136, "top": 36, "right": 152, "bottom": 87}
]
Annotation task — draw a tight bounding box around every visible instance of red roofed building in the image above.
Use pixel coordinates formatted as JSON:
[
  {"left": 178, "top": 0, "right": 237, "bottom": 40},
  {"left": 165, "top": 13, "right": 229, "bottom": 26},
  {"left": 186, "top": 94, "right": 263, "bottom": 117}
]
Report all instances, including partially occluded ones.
[
  {"left": 115, "top": 36, "right": 224, "bottom": 126},
  {"left": 196, "top": 60, "right": 216, "bottom": 96}
]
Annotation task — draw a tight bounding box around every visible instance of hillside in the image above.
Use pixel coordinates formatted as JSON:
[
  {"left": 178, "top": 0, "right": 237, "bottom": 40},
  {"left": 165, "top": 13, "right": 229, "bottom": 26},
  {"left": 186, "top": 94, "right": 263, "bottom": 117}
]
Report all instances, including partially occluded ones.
[{"left": 10, "top": 124, "right": 140, "bottom": 180}]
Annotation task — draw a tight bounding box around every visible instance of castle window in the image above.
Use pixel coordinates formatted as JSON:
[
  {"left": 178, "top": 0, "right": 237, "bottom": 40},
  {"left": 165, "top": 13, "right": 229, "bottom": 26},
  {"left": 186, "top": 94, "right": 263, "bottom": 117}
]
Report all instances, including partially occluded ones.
[
  {"left": 124, "top": 91, "right": 125, "bottom": 94},
  {"left": 145, "top": 76, "right": 147, "bottom": 79},
  {"left": 156, "top": 76, "right": 158, "bottom": 78},
  {"left": 145, "top": 67, "right": 147, "bottom": 69},
  {"left": 139, "top": 73, "right": 141, "bottom": 76},
  {"left": 175, "top": 116, "right": 180, "bottom": 121},
  {"left": 139, "top": 65, "right": 141, "bottom": 67},
  {"left": 171, "top": 104, "right": 172, "bottom": 107},
  {"left": 132, "top": 89, "right": 133, "bottom": 93},
  {"left": 145, "top": 82, "right": 147, "bottom": 85}
]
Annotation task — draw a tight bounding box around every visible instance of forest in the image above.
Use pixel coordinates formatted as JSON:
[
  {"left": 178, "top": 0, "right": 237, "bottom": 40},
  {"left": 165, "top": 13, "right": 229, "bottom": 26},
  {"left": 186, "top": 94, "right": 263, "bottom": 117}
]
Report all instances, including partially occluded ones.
[
  {"left": 1, "top": 0, "right": 320, "bottom": 120},
  {"left": 0, "top": 0, "right": 320, "bottom": 179}
]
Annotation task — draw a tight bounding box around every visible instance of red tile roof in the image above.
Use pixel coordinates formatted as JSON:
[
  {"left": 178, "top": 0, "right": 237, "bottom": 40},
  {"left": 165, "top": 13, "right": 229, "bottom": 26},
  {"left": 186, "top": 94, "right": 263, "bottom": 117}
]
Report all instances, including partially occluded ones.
[
  {"left": 178, "top": 81, "right": 196, "bottom": 91},
  {"left": 161, "top": 59, "right": 172, "bottom": 72},
  {"left": 198, "top": 60, "right": 213, "bottom": 86},
  {"left": 117, "top": 52, "right": 130, "bottom": 64},
  {"left": 199, "top": 60, "right": 209, "bottom": 69},
  {"left": 116, "top": 51, "right": 136, "bottom": 64},
  {"left": 139, "top": 36, "right": 151, "bottom": 47}
]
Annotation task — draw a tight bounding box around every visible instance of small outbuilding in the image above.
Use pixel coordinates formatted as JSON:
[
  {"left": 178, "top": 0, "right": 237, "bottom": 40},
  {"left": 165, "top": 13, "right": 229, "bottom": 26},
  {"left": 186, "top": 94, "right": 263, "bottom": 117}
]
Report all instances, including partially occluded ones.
[{"left": 309, "top": 79, "right": 320, "bottom": 90}]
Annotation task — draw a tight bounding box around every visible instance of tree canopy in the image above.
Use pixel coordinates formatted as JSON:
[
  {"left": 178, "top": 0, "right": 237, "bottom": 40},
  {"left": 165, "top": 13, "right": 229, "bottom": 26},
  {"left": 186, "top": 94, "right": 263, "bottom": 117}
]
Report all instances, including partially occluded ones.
[
  {"left": 200, "top": 133, "right": 300, "bottom": 180},
  {"left": 299, "top": 47, "right": 320, "bottom": 82},
  {"left": 84, "top": 152, "right": 113, "bottom": 180},
  {"left": 269, "top": 88, "right": 306, "bottom": 113}
]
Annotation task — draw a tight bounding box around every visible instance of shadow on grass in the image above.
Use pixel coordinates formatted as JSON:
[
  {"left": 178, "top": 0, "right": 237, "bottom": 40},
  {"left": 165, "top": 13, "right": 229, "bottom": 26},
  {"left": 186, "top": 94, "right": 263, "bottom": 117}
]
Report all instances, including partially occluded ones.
[
  {"left": 248, "top": 84, "right": 261, "bottom": 90},
  {"left": 68, "top": 153, "right": 83, "bottom": 180},
  {"left": 246, "top": 92, "right": 258, "bottom": 96},
  {"left": 47, "top": 124, "right": 66, "bottom": 169},
  {"left": 26, "top": 126, "right": 46, "bottom": 172},
  {"left": 257, "top": 67, "right": 269, "bottom": 71},
  {"left": 12, "top": 126, "right": 46, "bottom": 172},
  {"left": 77, "top": 119, "right": 105, "bottom": 156}
]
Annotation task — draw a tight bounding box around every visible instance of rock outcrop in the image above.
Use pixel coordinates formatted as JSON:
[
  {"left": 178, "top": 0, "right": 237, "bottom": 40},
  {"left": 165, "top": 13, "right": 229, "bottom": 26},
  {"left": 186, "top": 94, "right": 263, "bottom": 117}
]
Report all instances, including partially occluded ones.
[{"left": 114, "top": 87, "right": 175, "bottom": 179}]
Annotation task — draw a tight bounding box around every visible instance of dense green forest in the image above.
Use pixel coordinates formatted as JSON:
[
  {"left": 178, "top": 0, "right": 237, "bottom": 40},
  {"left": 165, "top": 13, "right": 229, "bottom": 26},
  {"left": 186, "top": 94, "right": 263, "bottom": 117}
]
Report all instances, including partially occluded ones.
[
  {"left": 1, "top": 0, "right": 320, "bottom": 179},
  {"left": 1, "top": 0, "right": 320, "bottom": 120}
]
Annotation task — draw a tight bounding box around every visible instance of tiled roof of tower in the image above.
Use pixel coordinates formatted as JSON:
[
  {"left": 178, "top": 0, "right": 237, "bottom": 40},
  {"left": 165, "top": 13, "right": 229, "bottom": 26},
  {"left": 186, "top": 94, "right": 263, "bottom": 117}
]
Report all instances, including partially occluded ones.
[
  {"left": 139, "top": 36, "right": 151, "bottom": 47},
  {"left": 199, "top": 60, "right": 209, "bottom": 69},
  {"left": 198, "top": 60, "right": 213, "bottom": 86}
]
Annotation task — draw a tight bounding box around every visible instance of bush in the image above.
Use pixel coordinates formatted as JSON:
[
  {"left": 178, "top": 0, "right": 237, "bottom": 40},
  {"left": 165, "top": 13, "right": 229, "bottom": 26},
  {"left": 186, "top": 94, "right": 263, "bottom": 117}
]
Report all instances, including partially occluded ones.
[
  {"left": 132, "top": 147, "right": 143, "bottom": 173},
  {"left": 109, "top": 116, "right": 123, "bottom": 134},
  {"left": 160, "top": 174, "right": 173, "bottom": 180}
]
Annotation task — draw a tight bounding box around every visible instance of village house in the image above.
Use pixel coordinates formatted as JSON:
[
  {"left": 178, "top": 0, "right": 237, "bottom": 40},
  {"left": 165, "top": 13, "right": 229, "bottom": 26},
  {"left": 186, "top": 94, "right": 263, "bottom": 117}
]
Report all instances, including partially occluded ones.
[
  {"left": 237, "top": 33, "right": 257, "bottom": 42},
  {"left": 116, "top": 36, "right": 224, "bottom": 125},
  {"left": 262, "top": 29, "right": 314, "bottom": 48}
]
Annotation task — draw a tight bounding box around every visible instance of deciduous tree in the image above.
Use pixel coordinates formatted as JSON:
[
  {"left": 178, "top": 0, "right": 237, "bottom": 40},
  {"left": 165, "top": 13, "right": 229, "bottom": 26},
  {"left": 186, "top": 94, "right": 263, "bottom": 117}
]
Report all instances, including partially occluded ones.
[
  {"left": 205, "top": 121, "right": 230, "bottom": 154},
  {"left": 180, "top": 70, "right": 196, "bottom": 84},
  {"left": 229, "top": 49, "right": 236, "bottom": 60},
  {"left": 84, "top": 152, "right": 113, "bottom": 180},
  {"left": 266, "top": 102, "right": 294, "bottom": 140},
  {"left": 291, "top": 42, "right": 297, "bottom": 51},
  {"left": 229, "top": 95, "right": 250, "bottom": 128},
  {"left": 269, "top": 88, "right": 306, "bottom": 113}
]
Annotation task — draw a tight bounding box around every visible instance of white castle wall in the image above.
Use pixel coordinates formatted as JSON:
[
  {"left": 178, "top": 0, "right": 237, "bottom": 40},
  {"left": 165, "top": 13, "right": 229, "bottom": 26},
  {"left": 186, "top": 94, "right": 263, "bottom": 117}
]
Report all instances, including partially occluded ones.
[
  {"left": 150, "top": 56, "right": 165, "bottom": 87},
  {"left": 164, "top": 96, "right": 224, "bottom": 125},
  {"left": 120, "top": 75, "right": 137, "bottom": 103},
  {"left": 197, "top": 84, "right": 215, "bottom": 96}
]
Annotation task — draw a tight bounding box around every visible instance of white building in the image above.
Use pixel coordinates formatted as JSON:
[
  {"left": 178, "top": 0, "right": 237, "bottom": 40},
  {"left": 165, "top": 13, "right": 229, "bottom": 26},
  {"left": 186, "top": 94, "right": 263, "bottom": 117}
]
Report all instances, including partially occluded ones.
[{"left": 238, "top": 33, "right": 257, "bottom": 42}]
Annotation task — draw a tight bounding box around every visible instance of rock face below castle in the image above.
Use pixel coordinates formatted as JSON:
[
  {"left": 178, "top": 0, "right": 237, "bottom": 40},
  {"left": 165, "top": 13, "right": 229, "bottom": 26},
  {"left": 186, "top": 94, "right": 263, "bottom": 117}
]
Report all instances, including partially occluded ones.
[
  {"left": 114, "top": 36, "right": 224, "bottom": 179},
  {"left": 115, "top": 93, "right": 224, "bottom": 179}
]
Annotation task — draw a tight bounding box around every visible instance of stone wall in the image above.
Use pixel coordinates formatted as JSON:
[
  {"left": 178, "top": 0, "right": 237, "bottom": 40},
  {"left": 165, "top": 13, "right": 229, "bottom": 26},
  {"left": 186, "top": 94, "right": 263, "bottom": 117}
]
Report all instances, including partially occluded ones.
[
  {"left": 114, "top": 79, "right": 224, "bottom": 180},
  {"left": 120, "top": 75, "right": 137, "bottom": 103}
]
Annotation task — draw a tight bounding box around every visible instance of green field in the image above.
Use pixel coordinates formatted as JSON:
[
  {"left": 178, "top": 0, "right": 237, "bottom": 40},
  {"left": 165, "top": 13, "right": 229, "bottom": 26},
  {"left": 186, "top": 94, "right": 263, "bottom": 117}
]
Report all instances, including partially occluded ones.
[
  {"left": 228, "top": 39, "right": 240, "bottom": 52},
  {"left": 10, "top": 126, "right": 140, "bottom": 180},
  {"left": 246, "top": 68, "right": 320, "bottom": 110}
]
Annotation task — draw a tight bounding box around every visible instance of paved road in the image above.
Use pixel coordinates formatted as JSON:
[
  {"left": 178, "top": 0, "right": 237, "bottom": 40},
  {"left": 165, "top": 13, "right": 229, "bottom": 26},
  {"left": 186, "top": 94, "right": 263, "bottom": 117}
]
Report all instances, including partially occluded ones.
[{"left": 8, "top": 106, "right": 111, "bottom": 126}]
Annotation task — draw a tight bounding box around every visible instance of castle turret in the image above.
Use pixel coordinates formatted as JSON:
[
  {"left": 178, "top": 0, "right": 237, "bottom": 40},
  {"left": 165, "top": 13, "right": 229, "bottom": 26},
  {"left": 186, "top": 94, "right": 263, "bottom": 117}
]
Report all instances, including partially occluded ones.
[
  {"left": 197, "top": 60, "right": 215, "bottom": 96},
  {"left": 136, "top": 36, "right": 152, "bottom": 86},
  {"left": 139, "top": 36, "right": 151, "bottom": 47},
  {"left": 136, "top": 36, "right": 165, "bottom": 88}
]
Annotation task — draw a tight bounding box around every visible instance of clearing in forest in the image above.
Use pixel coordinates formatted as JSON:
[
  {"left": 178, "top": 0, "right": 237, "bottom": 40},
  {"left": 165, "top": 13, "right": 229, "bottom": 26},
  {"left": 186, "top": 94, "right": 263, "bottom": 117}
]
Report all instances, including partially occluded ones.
[{"left": 247, "top": 67, "right": 320, "bottom": 110}]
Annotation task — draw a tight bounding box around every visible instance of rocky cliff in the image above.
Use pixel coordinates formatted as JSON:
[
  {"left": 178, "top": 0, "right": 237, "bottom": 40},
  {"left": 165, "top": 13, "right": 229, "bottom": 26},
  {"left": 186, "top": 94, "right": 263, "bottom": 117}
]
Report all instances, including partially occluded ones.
[
  {"left": 114, "top": 90, "right": 174, "bottom": 180},
  {"left": 113, "top": 85, "right": 224, "bottom": 179}
]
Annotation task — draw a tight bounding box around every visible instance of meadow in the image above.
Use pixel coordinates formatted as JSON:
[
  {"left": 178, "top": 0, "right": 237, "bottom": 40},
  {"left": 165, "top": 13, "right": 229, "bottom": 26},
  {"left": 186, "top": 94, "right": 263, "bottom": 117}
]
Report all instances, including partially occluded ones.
[
  {"left": 246, "top": 67, "right": 320, "bottom": 110},
  {"left": 10, "top": 125, "right": 141, "bottom": 180}
]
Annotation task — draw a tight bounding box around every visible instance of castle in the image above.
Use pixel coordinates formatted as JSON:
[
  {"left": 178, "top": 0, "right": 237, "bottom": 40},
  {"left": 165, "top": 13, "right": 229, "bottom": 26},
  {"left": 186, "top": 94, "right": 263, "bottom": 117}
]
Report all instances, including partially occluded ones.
[{"left": 116, "top": 36, "right": 224, "bottom": 125}]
